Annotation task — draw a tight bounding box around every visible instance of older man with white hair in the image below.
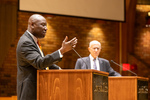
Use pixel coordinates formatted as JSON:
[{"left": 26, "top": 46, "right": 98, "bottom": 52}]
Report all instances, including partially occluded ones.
[{"left": 75, "top": 40, "right": 121, "bottom": 76}]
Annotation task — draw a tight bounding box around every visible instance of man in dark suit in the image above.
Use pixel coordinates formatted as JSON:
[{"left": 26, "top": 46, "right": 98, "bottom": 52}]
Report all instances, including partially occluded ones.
[
  {"left": 75, "top": 40, "right": 121, "bottom": 76},
  {"left": 16, "top": 14, "right": 77, "bottom": 100}
]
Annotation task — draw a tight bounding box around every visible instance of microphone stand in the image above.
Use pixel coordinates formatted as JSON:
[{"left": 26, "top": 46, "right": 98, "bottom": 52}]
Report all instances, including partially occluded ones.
[
  {"left": 111, "top": 60, "right": 137, "bottom": 76},
  {"left": 72, "top": 48, "right": 88, "bottom": 69}
]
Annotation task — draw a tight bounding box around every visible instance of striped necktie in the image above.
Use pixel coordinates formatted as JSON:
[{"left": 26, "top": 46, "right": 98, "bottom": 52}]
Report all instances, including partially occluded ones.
[{"left": 93, "top": 59, "right": 97, "bottom": 70}]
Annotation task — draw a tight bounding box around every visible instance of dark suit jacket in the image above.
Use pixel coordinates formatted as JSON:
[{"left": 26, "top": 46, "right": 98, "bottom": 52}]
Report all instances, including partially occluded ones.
[
  {"left": 75, "top": 56, "right": 121, "bottom": 76},
  {"left": 16, "top": 31, "right": 61, "bottom": 100}
]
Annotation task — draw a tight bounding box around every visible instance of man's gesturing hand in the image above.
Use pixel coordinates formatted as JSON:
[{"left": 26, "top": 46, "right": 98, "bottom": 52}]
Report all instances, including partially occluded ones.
[{"left": 60, "top": 36, "right": 77, "bottom": 55}]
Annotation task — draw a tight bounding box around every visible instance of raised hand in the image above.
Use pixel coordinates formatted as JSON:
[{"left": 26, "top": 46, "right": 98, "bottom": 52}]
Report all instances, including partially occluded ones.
[{"left": 59, "top": 36, "right": 77, "bottom": 55}]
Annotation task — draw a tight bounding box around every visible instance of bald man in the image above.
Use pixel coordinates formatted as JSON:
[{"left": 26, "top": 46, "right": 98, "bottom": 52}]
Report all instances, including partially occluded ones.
[
  {"left": 16, "top": 14, "right": 77, "bottom": 100},
  {"left": 75, "top": 40, "right": 121, "bottom": 76}
]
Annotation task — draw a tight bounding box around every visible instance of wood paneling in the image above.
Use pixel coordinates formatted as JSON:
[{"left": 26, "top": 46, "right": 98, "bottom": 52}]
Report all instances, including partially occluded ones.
[
  {"left": 109, "top": 76, "right": 149, "bottom": 100},
  {"left": 0, "top": 4, "right": 17, "bottom": 66},
  {"left": 37, "top": 69, "right": 108, "bottom": 100},
  {"left": 0, "top": 96, "right": 17, "bottom": 100},
  {"left": 120, "top": 0, "right": 137, "bottom": 63}
]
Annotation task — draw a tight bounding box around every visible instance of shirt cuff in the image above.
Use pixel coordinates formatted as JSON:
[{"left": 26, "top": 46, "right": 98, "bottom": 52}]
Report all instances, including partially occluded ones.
[{"left": 58, "top": 50, "right": 63, "bottom": 58}]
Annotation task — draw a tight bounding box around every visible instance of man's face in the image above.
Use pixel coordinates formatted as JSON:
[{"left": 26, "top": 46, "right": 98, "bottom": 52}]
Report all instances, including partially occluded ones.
[
  {"left": 88, "top": 43, "right": 101, "bottom": 59},
  {"left": 32, "top": 17, "right": 47, "bottom": 38}
]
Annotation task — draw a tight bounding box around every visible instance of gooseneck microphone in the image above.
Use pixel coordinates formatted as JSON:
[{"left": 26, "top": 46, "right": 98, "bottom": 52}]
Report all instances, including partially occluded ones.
[
  {"left": 72, "top": 48, "right": 88, "bottom": 69},
  {"left": 111, "top": 60, "right": 137, "bottom": 76}
]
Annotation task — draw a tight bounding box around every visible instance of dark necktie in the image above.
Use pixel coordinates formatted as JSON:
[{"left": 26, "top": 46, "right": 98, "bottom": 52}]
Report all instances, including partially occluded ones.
[{"left": 93, "top": 59, "right": 97, "bottom": 70}]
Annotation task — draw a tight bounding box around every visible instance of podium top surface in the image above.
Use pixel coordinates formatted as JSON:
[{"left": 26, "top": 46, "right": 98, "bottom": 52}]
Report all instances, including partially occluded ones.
[
  {"left": 109, "top": 76, "right": 149, "bottom": 81},
  {"left": 37, "top": 69, "right": 109, "bottom": 76}
]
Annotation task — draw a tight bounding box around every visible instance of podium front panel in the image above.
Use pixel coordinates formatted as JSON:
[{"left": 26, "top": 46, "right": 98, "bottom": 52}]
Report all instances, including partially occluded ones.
[
  {"left": 109, "top": 76, "right": 149, "bottom": 100},
  {"left": 137, "top": 80, "right": 148, "bottom": 100},
  {"left": 93, "top": 73, "right": 108, "bottom": 100},
  {"left": 37, "top": 69, "right": 109, "bottom": 100}
]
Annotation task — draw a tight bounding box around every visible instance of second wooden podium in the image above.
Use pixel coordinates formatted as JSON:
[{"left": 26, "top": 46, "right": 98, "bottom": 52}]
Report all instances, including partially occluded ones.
[
  {"left": 109, "top": 76, "right": 149, "bottom": 100},
  {"left": 37, "top": 69, "right": 109, "bottom": 100}
]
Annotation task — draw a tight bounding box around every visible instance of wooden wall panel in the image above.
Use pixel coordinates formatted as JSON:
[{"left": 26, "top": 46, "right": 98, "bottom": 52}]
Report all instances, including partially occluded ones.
[{"left": 0, "top": 4, "right": 17, "bottom": 66}]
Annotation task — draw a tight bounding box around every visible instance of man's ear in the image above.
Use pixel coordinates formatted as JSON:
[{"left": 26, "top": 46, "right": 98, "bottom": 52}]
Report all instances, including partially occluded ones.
[
  {"left": 88, "top": 47, "right": 90, "bottom": 52},
  {"left": 31, "top": 23, "right": 34, "bottom": 28},
  {"left": 30, "top": 21, "right": 35, "bottom": 27}
]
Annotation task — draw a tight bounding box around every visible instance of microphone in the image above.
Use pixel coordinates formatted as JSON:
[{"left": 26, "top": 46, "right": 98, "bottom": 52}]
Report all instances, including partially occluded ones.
[
  {"left": 72, "top": 48, "right": 88, "bottom": 69},
  {"left": 111, "top": 60, "right": 137, "bottom": 76}
]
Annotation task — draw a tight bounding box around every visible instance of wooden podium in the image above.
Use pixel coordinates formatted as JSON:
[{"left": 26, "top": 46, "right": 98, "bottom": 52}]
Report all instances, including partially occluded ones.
[
  {"left": 109, "top": 76, "right": 149, "bottom": 100},
  {"left": 37, "top": 69, "right": 109, "bottom": 100}
]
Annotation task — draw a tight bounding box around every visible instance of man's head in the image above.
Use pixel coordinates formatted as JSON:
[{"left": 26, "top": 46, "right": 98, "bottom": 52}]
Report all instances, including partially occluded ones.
[
  {"left": 27, "top": 14, "right": 47, "bottom": 38},
  {"left": 88, "top": 40, "right": 101, "bottom": 59}
]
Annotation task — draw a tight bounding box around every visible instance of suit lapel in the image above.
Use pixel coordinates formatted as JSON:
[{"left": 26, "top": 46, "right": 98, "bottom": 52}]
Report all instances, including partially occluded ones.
[
  {"left": 24, "top": 31, "right": 42, "bottom": 56},
  {"left": 24, "top": 31, "right": 36, "bottom": 45},
  {"left": 85, "top": 57, "right": 91, "bottom": 69},
  {"left": 98, "top": 58, "right": 103, "bottom": 71}
]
